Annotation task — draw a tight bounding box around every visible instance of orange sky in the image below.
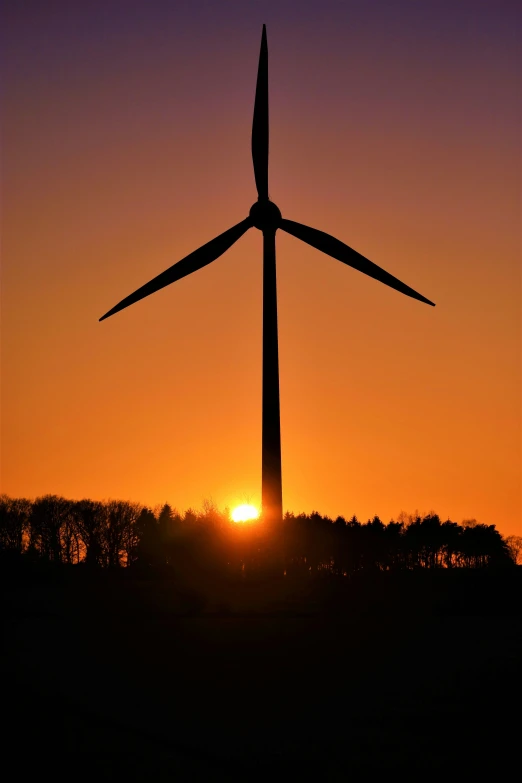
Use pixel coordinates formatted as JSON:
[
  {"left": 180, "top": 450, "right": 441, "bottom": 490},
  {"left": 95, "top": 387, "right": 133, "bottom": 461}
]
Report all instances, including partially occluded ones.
[{"left": 2, "top": 2, "right": 520, "bottom": 535}]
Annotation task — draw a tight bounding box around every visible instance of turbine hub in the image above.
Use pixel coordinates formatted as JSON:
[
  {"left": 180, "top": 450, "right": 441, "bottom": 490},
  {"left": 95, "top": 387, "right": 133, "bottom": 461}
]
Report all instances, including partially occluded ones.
[{"left": 249, "top": 200, "right": 282, "bottom": 232}]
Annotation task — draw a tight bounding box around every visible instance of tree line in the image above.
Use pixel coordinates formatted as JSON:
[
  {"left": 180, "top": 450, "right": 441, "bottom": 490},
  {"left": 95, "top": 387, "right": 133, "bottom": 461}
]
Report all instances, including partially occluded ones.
[{"left": 1, "top": 494, "right": 520, "bottom": 577}]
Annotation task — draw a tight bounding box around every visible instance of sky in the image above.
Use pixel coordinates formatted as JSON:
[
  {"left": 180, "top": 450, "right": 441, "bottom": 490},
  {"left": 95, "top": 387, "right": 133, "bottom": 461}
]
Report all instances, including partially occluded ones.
[{"left": 2, "top": 0, "right": 520, "bottom": 535}]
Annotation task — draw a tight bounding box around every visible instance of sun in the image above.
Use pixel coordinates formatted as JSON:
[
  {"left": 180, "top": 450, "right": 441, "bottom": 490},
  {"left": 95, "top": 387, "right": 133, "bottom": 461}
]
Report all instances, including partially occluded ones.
[{"left": 231, "top": 504, "right": 260, "bottom": 523}]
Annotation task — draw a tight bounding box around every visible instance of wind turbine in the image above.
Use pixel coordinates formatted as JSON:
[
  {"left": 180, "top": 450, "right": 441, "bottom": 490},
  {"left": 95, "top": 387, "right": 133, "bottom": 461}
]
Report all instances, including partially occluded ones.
[{"left": 100, "top": 25, "right": 435, "bottom": 524}]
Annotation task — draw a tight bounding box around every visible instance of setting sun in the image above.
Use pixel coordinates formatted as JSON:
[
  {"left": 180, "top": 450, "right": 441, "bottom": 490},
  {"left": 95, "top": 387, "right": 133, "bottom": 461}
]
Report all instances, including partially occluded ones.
[{"left": 231, "top": 504, "right": 260, "bottom": 523}]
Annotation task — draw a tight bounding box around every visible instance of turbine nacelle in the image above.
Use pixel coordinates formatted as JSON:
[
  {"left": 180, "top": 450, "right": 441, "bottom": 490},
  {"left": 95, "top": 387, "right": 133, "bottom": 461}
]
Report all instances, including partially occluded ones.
[{"left": 249, "top": 200, "right": 282, "bottom": 232}]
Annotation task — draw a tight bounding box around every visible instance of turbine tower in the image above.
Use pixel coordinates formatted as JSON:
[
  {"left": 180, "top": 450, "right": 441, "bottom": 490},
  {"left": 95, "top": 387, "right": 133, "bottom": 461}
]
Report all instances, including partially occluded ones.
[{"left": 100, "top": 25, "right": 435, "bottom": 524}]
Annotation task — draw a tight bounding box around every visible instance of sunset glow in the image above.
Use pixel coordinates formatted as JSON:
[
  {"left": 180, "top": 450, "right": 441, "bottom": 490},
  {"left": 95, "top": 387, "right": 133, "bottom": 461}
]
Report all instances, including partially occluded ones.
[
  {"left": 2, "top": 4, "right": 520, "bottom": 536},
  {"left": 231, "top": 504, "right": 260, "bottom": 523}
]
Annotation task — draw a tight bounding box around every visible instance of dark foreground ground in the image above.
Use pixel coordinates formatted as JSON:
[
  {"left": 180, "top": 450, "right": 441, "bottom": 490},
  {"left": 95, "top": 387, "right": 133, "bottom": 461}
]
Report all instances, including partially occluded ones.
[{"left": 2, "top": 567, "right": 521, "bottom": 779}]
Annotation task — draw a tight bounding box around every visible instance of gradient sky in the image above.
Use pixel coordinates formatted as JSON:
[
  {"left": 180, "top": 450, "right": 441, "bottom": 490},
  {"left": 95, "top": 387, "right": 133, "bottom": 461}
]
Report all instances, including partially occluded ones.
[{"left": 2, "top": 1, "right": 520, "bottom": 534}]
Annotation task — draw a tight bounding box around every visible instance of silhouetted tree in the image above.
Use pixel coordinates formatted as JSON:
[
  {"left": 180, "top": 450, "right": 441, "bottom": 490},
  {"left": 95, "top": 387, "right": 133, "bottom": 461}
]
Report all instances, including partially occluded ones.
[
  {"left": 158, "top": 504, "right": 185, "bottom": 567},
  {"left": 0, "top": 495, "right": 31, "bottom": 555},
  {"left": 505, "top": 535, "right": 522, "bottom": 565},
  {"left": 133, "top": 507, "right": 162, "bottom": 567},
  {"left": 383, "top": 521, "right": 404, "bottom": 570},
  {"left": 30, "top": 495, "right": 75, "bottom": 563},
  {"left": 73, "top": 499, "right": 105, "bottom": 567},
  {"left": 103, "top": 500, "right": 142, "bottom": 567},
  {"left": 459, "top": 524, "right": 511, "bottom": 568}
]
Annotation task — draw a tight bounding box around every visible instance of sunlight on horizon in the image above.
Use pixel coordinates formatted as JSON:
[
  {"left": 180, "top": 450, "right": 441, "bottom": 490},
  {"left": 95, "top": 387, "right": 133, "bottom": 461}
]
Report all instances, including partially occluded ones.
[{"left": 231, "top": 504, "right": 260, "bottom": 523}]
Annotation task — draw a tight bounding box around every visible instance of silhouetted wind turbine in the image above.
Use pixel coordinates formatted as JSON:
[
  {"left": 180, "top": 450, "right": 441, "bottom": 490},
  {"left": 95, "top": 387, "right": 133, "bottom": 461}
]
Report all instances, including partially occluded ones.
[{"left": 100, "top": 25, "right": 435, "bottom": 523}]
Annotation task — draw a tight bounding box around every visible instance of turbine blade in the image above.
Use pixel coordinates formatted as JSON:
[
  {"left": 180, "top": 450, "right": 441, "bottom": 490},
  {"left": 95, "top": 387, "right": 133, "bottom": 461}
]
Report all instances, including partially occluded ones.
[
  {"left": 281, "top": 219, "right": 435, "bottom": 307},
  {"left": 251, "top": 24, "right": 269, "bottom": 200},
  {"left": 99, "top": 218, "right": 252, "bottom": 321}
]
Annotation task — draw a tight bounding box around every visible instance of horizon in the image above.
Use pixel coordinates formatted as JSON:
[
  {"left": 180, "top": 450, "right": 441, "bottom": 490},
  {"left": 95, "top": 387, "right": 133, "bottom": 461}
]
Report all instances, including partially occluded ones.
[
  {"left": 2, "top": 1, "right": 520, "bottom": 537},
  {"left": 0, "top": 489, "right": 509, "bottom": 534}
]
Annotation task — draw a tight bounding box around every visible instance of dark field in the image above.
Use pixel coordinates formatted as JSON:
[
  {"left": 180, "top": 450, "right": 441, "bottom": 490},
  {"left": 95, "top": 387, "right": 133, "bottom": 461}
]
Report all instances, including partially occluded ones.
[{"left": 3, "top": 569, "right": 521, "bottom": 778}]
